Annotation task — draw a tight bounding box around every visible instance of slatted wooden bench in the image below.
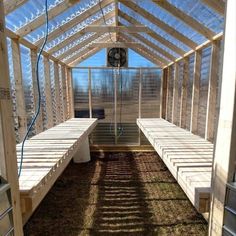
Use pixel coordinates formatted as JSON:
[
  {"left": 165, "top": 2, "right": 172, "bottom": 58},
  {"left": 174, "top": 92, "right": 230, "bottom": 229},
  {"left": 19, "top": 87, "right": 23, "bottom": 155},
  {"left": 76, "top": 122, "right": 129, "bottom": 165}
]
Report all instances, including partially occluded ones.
[
  {"left": 137, "top": 118, "right": 214, "bottom": 213},
  {"left": 16, "top": 118, "right": 97, "bottom": 223}
]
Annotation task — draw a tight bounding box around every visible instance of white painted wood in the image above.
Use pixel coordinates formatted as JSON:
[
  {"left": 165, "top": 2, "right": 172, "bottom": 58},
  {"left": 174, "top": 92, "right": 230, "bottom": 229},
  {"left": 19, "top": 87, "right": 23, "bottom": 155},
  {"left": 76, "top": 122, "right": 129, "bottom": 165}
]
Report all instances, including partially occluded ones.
[
  {"left": 0, "top": 1, "right": 23, "bottom": 233},
  {"left": 17, "top": 118, "right": 97, "bottom": 222},
  {"left": 209, "top": 0, "right": 236, "bottom": 234},
  {"left": 73, "top": 137, "right": 91, "bottom": 163},
  {"left": 137, "top": 118, "right": 214, "bottom": 213}
]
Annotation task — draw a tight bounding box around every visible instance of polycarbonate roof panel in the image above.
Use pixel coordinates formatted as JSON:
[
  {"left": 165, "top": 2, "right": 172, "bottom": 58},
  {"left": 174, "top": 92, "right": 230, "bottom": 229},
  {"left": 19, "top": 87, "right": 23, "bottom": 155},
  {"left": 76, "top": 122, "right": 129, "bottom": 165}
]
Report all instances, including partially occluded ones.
[{"left": 4, "top": 0, "right": 224, "bottom": 64}]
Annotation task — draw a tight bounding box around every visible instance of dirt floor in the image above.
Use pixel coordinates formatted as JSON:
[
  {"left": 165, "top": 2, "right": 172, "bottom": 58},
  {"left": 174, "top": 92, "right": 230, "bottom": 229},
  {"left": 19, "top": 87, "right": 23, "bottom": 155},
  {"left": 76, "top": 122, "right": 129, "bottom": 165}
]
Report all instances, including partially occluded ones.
[{"left": 24, "top": 152, "right": 208, "bottom": 236}]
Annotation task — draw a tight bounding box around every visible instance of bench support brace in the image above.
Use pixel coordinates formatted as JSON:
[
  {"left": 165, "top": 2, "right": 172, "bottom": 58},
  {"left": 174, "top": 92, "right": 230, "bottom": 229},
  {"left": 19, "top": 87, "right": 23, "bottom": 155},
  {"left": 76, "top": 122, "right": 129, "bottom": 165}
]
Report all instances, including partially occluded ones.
[{"left": 73, "top": 137, "right": 91, "bottom": 163}]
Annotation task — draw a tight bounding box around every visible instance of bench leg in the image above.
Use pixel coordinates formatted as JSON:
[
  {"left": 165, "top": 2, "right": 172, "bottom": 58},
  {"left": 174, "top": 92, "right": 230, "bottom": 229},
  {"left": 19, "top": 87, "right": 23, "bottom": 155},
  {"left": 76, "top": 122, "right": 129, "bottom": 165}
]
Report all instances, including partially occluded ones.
[{"left": 73, "top": 137, "right": 91, "bottom": 163}]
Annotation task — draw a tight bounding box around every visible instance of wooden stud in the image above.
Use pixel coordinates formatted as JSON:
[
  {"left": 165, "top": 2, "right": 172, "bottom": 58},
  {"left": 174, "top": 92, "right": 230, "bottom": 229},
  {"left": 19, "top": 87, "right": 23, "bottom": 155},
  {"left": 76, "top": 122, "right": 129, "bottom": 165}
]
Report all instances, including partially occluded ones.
[
  {"left": 152, "top": 0, "right": 214, "bottom": 39},
  {"left": 165, "top": 67, "right": 171, "bottom": 120},
  {"left": 61, "top": 65, "right": 68, "bottom": 121},
  {"left": 120, "top": 0, "right": 197, "bottom": 49},
  {"left": 190, "top": 50, "right": 202, "bottom": 134},
  {"left": 43, "top": 56, "right": 54, "bottom": 129},
  {"left": 209, "top": 1, "right": 236, "bottom": 234},
  {"left": 53, "top": 62, "right": 62, "bottom": 124},
  {"left": 11, "top": 38, "right": 27, "bottom": 142},
  {"left": 66, "top": 67, "right": 74, "bottom": 118},
  {"left": 172, "top": 63, "right": 179, "bottom": 124},
  {"left": 30, "top": 49, "right": 43, "bottom": 134},
  {"left": 0, "top": 1, "right": 23, "bottom": 233},
  {"left": 205, "top": 41, "right": 220, "bottom": 142},
  {"left": 88, "top": 68, "right": 92, "bottom": 118},
  {"left": 160, "top": 68, "right": 168, "bottom": 119},
  {"left": 180, "top": 57, "right": 189, "bottom": 128}
]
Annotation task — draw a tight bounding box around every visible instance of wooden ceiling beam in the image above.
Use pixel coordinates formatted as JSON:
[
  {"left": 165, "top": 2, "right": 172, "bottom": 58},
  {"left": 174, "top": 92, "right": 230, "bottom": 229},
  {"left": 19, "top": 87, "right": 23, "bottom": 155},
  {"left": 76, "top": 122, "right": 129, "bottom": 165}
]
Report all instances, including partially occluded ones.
[
  {"left": 84, "top": 25, "right": 151, "bottom": 33},
  {"left": 35, "top": 0, "right": 113, "bottom": 46},
  {"left": 3, "top": 0, "right": 28, "bottom": 14},
  {"left": 17, "top": 0, "right": 80, "bottom": 37},
  {"left": 201, "top": 0, "right": 225, "bottom": 15},
  {"left": 120, "top": 0, "right": 197, "bottom": 49},
  {"left": 48, "top": 10, "right": 115, "bottom": 54},
  {"left": 152, "top": 0, "right": 214, "bottom": 39},
  {"left": 92, "top": 42, "right": 140, "bottom": 48},
  {"left": 119, "top": 10, "right": 185, "bottom": 56}
]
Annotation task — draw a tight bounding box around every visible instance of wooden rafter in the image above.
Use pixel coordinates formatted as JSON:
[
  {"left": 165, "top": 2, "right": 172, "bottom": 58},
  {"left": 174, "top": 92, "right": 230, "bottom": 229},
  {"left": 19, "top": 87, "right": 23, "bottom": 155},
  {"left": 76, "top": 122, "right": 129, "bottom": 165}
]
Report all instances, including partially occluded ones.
[
  {"left": 48, "top": 10, "right": 115, "bottom": 54},
  {"left": 17, "top": 0, "right": 80, "bottom": 37},
  {"left": 119, "top": 10, "right": 185, "bottom": 56},
  {"left": 201, "top": 0, "right": 225, "bottom": 15},
  {"left": 120, "top": 0, "right": 197, "bottom": 49},
  {"left": 3, "top": 0, "right": 28, "bottom": 14},
  {"left": 152, "top": 0, "right": 214, "bottom": 39},
  {"left": 64, "top": 35, "right": 110, "bottom": 64},
  {"left": 92, "top": 42, "right": 140, "bottom": 48},
  {"left": 57, "top": 33, "right": 103, "bottom": 60},
  {"left": 119, "top": 22, "right": 174, "bottom": 61},
  {"left": 35, "top": 0, "right": 113, "bottom": 46},
  {"left": 68, "top": 47, "right": 103, "bottom": 66},
  {"left": 120, "top": 33, "right": 165, "bottom": 67}
]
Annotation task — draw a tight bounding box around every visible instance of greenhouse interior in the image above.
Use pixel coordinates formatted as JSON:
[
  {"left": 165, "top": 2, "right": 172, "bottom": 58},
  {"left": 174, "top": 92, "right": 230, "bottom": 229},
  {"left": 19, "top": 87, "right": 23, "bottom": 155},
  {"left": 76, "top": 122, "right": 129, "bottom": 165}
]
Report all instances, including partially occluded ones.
[{"left": 0, "top": 0, "right": 235, "bottom": 235}]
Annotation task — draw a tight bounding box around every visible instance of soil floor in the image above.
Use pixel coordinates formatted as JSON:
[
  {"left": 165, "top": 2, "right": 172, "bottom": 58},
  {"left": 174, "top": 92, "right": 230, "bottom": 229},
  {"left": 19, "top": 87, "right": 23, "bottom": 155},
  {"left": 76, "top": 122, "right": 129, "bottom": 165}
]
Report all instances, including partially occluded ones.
[{"left": 24, "top": 152, "right": 208, "bottom": 236}]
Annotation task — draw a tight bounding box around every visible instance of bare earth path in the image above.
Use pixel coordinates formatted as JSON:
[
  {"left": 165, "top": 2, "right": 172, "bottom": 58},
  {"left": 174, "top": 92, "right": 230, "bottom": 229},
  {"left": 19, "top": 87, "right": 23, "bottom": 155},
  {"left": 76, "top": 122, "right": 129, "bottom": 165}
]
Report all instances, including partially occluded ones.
[{"left": 24, "top": 152, "right": 207, "bottom": 236}]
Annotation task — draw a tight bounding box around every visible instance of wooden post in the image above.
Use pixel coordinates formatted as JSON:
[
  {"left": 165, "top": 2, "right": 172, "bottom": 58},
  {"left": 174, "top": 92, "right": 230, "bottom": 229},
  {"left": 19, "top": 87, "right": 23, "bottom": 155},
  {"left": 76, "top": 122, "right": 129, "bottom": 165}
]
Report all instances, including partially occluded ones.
[
  {"left": 172, "top": 62, "right": 179, "bottom": 124},
  {"left": 11, "top": 38, "right": 27, "bottom": 142},
  {"left": 190, "top": 50, "right": 202, "bottom": 134},
  {"left": 43, "top": 56, "right": 54, "bottom": 129},
  {"left": 165, "top": 67, "right": 170, "bottom": 120},
  {"left": 160, "top": 68, "right": 168, "bottom": 119},
  {"left": 114, "top": 69, "right": 117, "bottom": 144},
  {"left": 180, "top": 57, "right": 189, "bottom": 128},
  {"left": 205, "top": 41, "right": 220, "bottom": 142},
  {"left": 138, "top": 68, "right": 142, "bottom": 145},
  {"left": 88, "top": 68, "right": 92, "bottom": 118},
  {"left": 61, "top": 65, "right": 68, "bottom": 121},
  {"left": 67, "top": 67, "right": 74, "bottom": 118},
  {"left": 30, "top": 49, "right": 43, "bottom": 133},
  {"left": 0, "top": 1, "right": 23, "bottom": 233},
  {"left": 209, "top": 0, "right": 236, "bottom": 234},
  {"left": 53, "top": 62, "right": 62, "bottom": 124}
]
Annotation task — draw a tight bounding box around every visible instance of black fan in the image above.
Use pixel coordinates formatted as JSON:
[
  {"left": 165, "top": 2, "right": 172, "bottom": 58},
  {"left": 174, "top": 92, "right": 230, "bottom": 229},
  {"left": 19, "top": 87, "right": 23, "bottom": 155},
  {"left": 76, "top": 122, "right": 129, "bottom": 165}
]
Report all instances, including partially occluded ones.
[{"left": 107, "top": 48, "right": 127, "bottom": 67}]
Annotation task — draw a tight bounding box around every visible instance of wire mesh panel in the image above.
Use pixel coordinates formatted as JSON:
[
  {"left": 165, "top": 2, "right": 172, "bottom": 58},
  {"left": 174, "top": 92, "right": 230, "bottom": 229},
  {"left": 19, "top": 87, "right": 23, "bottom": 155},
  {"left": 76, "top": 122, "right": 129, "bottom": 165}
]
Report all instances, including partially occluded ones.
[{"left": 197, "top": 47, "right": 211, "bottom": 138}]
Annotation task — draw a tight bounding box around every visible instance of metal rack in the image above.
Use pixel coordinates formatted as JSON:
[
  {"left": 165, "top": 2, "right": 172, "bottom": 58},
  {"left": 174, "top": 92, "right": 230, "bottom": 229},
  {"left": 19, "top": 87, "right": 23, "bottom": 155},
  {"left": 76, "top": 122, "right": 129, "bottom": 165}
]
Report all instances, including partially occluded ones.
[
  {"left": 223, "top": 182, "right": 236, "bottom": 236},
  {"left": 0, "top": 177, "right": 14, "bottom": 236}
]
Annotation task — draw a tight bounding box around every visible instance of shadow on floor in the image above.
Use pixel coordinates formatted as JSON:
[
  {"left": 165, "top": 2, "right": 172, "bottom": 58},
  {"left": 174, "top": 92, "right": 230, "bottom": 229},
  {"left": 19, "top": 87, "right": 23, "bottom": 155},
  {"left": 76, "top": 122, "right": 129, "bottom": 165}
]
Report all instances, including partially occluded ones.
[{"left": 24, "top": 152, "right": 208, "bottom": 236}]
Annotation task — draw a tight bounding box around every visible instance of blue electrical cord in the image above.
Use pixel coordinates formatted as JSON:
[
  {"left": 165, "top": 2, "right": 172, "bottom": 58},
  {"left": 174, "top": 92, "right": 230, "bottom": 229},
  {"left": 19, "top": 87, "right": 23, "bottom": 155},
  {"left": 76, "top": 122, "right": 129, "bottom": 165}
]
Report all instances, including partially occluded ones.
[{"left": 18, "top": 0, "right": 49, "bottom": 177}]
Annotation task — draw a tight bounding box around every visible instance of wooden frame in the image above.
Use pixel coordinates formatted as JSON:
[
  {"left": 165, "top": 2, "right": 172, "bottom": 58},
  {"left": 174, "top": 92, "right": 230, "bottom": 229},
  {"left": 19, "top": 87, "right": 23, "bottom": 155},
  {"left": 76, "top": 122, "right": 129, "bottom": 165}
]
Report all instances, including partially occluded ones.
[{"left": 0, "top": 1, "right": 23, "bottom": 234}]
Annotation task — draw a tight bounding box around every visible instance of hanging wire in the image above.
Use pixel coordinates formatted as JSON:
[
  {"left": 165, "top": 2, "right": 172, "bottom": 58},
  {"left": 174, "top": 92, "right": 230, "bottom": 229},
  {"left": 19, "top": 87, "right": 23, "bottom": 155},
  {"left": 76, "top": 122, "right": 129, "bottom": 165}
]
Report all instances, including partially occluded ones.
[{"left": 18, "top": 0, "right": 49, "bottom": 177}]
